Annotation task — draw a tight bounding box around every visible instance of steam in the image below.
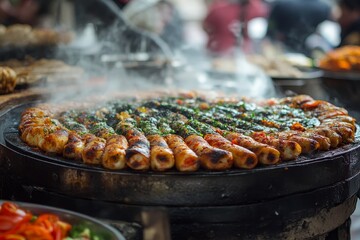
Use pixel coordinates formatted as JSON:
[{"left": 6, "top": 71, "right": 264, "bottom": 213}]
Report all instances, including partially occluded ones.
[{"left": 41, "top": 0, "right": 277, "bottom": 105}]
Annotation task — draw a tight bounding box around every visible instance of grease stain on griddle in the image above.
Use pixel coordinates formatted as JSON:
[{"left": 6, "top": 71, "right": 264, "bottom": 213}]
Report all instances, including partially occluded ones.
[
  {"left": 61, "top": 168, "right": 91, "bottom": 191},
  {"left": 280, "top": 196, "right": 357, "bottom": 239},
  {"left": 99, "top": 171, "right": 173, "bottom": 203}
]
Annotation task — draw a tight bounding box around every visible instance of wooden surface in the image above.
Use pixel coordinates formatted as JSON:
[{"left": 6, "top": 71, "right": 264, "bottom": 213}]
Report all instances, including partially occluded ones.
[
  {"left": 0, "top": 77, "right": 107, "bottom": 108},
  {"left": 0, "top": 88, "right": 47, "bottom": 104},
  {"left": 0, "top": 87, "right": 54, "bottom": 110}
]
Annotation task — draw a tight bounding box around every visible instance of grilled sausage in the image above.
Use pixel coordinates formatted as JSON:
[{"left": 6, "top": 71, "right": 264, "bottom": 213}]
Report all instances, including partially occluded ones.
[
  {"left": 185, "top": 135, "right": 233, "bottom": 170},
  {"left": 225, "top": 132, "right": 280, "bottom": 165},
  {"left": 204, "top": 133, "right": 258, "bottom": 169},
  {"left": 301, "top": 100, "right": 348, "bottom": 114},
  {"left": 298, "top": 132, "right": 331, "bottom": 150},
  {"left": 39, "top": 129, "right": 69, "bottom": 154},
  {"left": 279, "top": 95, "right": 314, "bottom": 107},
  {"left": 327, "top": 126, "right": 355, "bottom": 144},
  {"left": 250, "top": 132, "right": 301, "bottom": 161},
  {"left": 147, "top": 134, "right": 175, "bottom": 171},
  {"left": 307, "top": 127, "right": 342, "bottom": 148},
  {"left": 63, "top": 132, "right": 85, "bottom": 160},
  {"left": 20, "top": 119, "right": 62, "bottom": 148},
  {"left": 320, "top": 115, "right": 356, "bottom": 125},
  {"left": 102, "top": 134, "right": 128, "bottom": 170},
  {"left": 277, "top": 133, "right": 320, "bottom": 154},
  {"left": 21, "top": 125, "right": 51, "bottom": 147},
  {"left": 82, "top": 134, "right": 106, "bottom": 165},
  {"left": 19, "top": 117, "right": 55, "bottom": 133},
  {"left": 123, "top": 128, "right": 150, "bottom": 170},
  {"left": 21, "top": 107, "right": 52, "bottom": 120},
  {"left": 164, "top": 134, "right": 199, "bottom": 172}
]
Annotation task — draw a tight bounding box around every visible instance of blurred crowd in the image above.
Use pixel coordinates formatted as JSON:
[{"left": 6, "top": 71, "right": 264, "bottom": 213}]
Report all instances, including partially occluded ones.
[
  {"left": 112, "top": 0, "right": 360, "bottom": 59},
  {"left": 200, "top": 0, "right": 360, "bottom": 58},
  {"left": 1, "top": 0, "right": 360, "bottom": 59},
  {"left": 0, "top": 0, "right": 51, "bottom": 26}
]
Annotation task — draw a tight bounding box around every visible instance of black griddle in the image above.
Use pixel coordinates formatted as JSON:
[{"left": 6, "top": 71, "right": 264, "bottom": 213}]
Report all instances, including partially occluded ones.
[
  {"left": 0, "top": 100, "right": 360, "bottom": 206},
  {"left": 1, "top": 97, "right": 360, "bottom": 240}
]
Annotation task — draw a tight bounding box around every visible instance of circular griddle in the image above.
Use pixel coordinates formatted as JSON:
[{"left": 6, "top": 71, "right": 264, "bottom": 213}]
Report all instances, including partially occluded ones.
[{"left": 1, "top": 101, "right": 360, "bottom": 207}]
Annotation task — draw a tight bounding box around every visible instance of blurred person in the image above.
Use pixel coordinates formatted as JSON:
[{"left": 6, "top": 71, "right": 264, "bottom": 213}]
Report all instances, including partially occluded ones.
[
  {"left": 203, "top": 0, "right": 268, "bottom": 56},
  {"left": 121, "top": 0, "right": 184, "bottom": 49},
  {"left": 337, "top": 0, "right": 360, "bottom": 46},
  {"left": 112, "top": 0, "right": 130, "bottom": 9},
  {"left": 266, "top": 0, "right": 332, "bottom": 56},
  {"left": 74, "top": 0, "right": 174, "bottom": 58},
  {"left": 0, "top": 0, "right": 51, "bottom": 26},
  {"left": 75, "top": 0, "right": 183, "bottom": 49}
]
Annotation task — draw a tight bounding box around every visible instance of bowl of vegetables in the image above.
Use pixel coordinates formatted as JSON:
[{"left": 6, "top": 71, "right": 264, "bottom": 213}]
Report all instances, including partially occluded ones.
[{"left": 0, "top": 200, "right": 125, "bottom": 240}]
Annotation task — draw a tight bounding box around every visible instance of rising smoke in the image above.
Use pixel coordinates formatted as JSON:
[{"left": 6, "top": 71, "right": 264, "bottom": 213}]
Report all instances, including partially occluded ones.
[{"left": 46, "top": 0, "right": 276, "bottom": 104}]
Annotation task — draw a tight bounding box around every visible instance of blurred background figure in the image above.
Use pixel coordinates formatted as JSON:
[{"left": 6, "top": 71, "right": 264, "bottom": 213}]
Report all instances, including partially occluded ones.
[
  {"left": 0, "top": 0, "right": 51, "bottom": 26},
  {"left": 203, "top": 0, "right": 268, "bottom": 56},
  {"left": 337, "top": 0, "right": 360, "bottom": 46},
  {"left": 111, "top": 0, "right": 130, "bottom": 9},
  {"left": 266, "top": 0, "right": 332, "bottom": 57},
  {"left": 121, "top": 0, "right": 184, "bottom": 49}
]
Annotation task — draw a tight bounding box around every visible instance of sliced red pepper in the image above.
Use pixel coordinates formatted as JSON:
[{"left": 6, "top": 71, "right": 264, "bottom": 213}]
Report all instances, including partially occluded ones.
[
  {"left": 0, "top": 203, "right": 26, "bottom": 218},
  {"left": 17, "top": 225, "right": 53, "bottom": 240},
  {"left": 34, "top": 219, "right": 54, "bottom": 234},
  {"left": 0, "top": 214, "right": 32, "bottom": 236},
  {"left": 0, "top": 216, "right": 21, "bottom": 233},
  {"left": 0, "top": 203, "right": 74, "bottom": 240},
  {"left": 1, "top": 234, "right": 26, "bottom": 240},
  {"left": 35, "top": 214, "right": 59, "bottom": 224},
  {"left": 52, "top": 225, "right": 62, "bottom": 240}
]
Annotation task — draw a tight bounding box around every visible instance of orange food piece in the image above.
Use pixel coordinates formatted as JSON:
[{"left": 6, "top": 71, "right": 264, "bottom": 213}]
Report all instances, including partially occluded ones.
[
  {"left": 290, "top": 122, "right": 305, "bottom": 131},
  {"left": 319, "top": 46, "right": 360, "bottom": 71},
  {"left": 0, "top": 203, "right": 73, "bottom": 240}
]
